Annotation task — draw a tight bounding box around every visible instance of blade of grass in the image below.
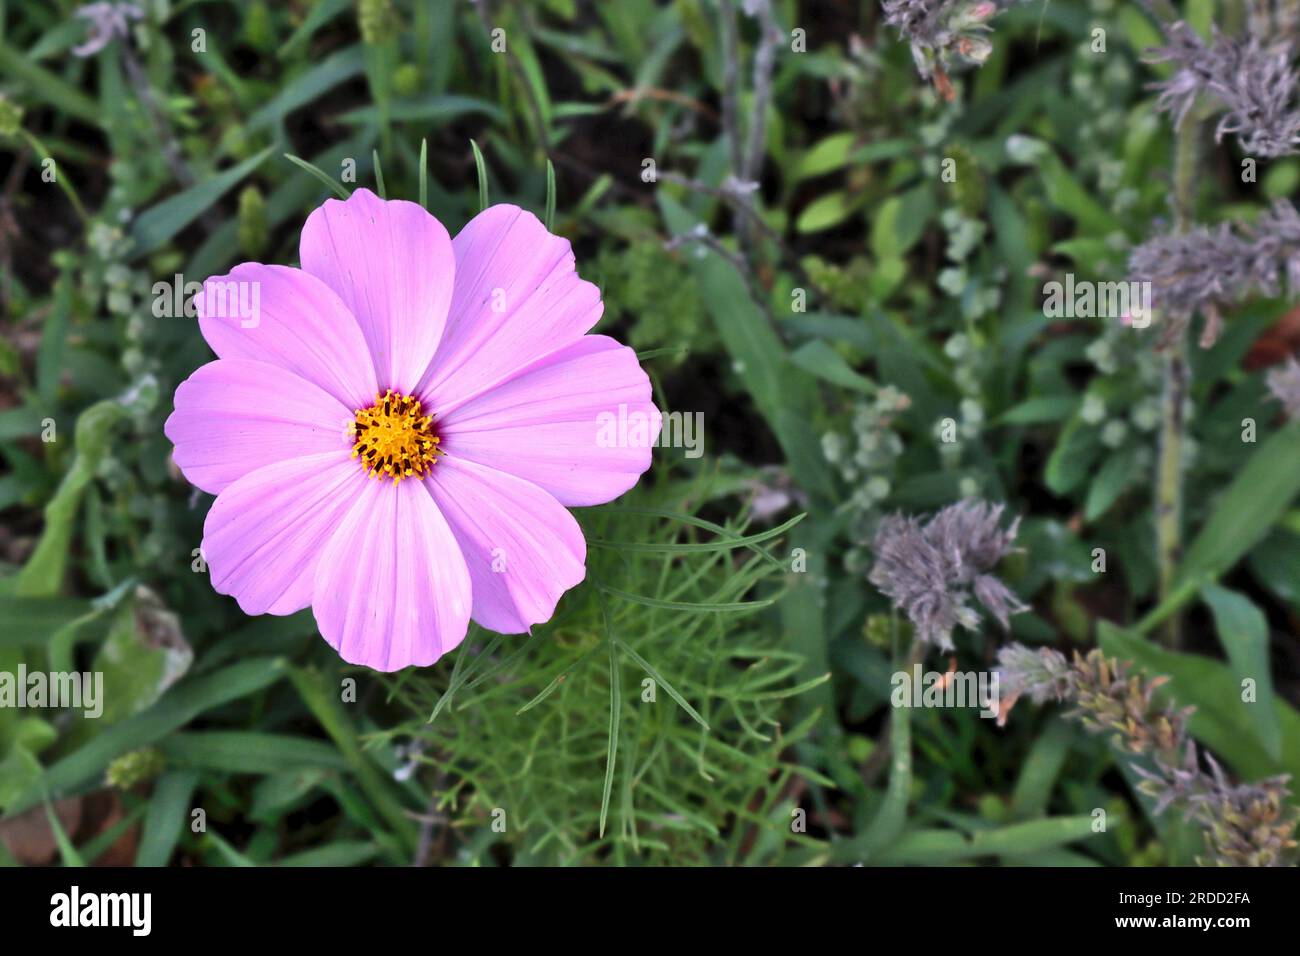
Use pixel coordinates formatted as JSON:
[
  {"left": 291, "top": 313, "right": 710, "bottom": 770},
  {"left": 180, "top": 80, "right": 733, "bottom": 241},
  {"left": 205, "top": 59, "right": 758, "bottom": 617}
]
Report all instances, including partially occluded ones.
[
  {"left": 283, "top": 152, "right": 350, "bottom": 200},
  {"left": 544, "top": 157, "right": 556, "bottom": 230},
  {"left": 470, "top": 138, "right": 489, "bottom": 211},
  {"left": 419, "top": 137, "right": 428, "bottom": 209},
  {"left": 599, "top": 635, "right": 621, "bottom": 838},
  {"left": 135, "top": 770, "right": 199, "bottom": 867},
  {"left": 43, "top": 797, "right": 84, "bottom": 867},
  {"left": 372, "top": 149, "right": 387, "bottom": 199}
]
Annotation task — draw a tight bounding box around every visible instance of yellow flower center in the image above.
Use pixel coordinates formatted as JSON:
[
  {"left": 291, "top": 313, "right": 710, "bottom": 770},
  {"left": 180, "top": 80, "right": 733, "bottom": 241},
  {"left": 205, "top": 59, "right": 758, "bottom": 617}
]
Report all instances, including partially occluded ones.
[{"left": 351, "top": 390, "right": 442, "bottom": 482}]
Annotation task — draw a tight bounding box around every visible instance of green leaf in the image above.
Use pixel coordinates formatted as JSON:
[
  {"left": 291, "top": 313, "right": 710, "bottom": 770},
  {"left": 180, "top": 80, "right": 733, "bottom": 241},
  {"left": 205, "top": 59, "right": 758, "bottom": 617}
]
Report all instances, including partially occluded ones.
[
  {"left": 130, "top": 147, "right": 275, "bottom": 256},
  {"left": 205, "top": 832, "right": 256, "bottom": 867},
  {"left": 1010, "top": 718, "right": 1073, "bottom": 819},
  {"left": 873, "top": 817, "right": 1096, "bottom": 864},
  {"left": 0, "top": 40, "right": 100, "bottom": 124},
  {"left": 792, "top": 132, "right": 856, "bottom": 181},
  {"left": 92, "top": 591, "right": 193, "bottom": 724},
  {"left": 0, "top": 597, "right": 93, "bottom": 647},
  {"left": 1247, "top": 529, "right": 1300, "bottom": 604},
  {"left": 274, "top": 842, "right": 380, "bottom": 867},
  {"left": 1200, "top": 584, "right": 1281, "bottom": 760},
  {"left": 588, "top": 511, "right": 804, "bottom": 557},
  {"left": 1179, "top": 421, "right": 1300, "bottom": 584},
  {"left": 658, "top": 194, "right": 834, "bottom": 500},
  {"left": 1084, "top": 446, "right": 1139, "bottom": 522},
  {"left": 789, "top": 340, "right": 877, "bottom": 394},
  {"left": 796, "top": 190, "right": 855, "bottom": 233},
  {"left": 837, "top": 672, "right": 911, "bottom": 863},
  {"left": 338, "top": 95, "right": 504, "bottom": 127},
  {"left": 1044, "top": 417, "right": 1101, "bottom": 496},
  {"left": 135, "top": 770, "right": 198, "bottom": 867},
  {"left": 1040, "top": 151, "right": 1122, "bottom": 235},
  {"left": 158, "top": 732, "right": 348, "bottom": 774},
  {"left": 996, "top": 396, "right": 1078, "bottom": 426},
  {"left": 246, "top": 45, "right": 366, "bottom": 132},
  {"left": 13, "top": 398, "right": 130, "bottom": 597},
  {"left": 43, "top": 797, "right": 84, "bottom": 867},
  {"left": 6, "top": 659, "right": 287, "bottom": 814}
]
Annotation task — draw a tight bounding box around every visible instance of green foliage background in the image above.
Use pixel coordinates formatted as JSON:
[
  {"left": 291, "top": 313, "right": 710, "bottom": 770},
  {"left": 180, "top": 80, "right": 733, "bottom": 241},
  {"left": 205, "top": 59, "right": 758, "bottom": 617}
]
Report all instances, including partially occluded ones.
[{"left": 0, "top": 0, "right": 1297, "bottom": 866}]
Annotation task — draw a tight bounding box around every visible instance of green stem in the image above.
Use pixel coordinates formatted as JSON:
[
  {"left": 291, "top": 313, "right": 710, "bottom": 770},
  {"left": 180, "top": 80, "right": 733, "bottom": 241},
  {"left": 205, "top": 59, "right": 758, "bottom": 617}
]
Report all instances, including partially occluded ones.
[{"left": 1153, "top": 114, "right": 1199, "bottom": 647}]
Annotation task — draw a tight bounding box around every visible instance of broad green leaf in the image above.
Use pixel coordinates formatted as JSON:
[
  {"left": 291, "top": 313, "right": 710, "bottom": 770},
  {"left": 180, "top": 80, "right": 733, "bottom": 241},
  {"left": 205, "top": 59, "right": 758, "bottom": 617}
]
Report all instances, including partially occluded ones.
[
  {"left": 129, "top": 147, "right": 274, "bottom": 257},
  {"left": 1045, "top": 416, "right": 1101, "bottom": 496},
  {"left": 870, "top": 816, "right": 1095, "bottom": 864},
  {"left": 158, "top": 732, "right": 347, "bottom": 774},
  {"left": 1179, "top": 421, "right": 1300, "bottom": 584},
  {"left": 997, "top": 396, "right": 1077, "bottom": 425},
  {"left": 0, "top": 40, "right": 99, "bottom": 124},
  {"left": 1084, "top": 446, "right": 1139, "bottom": 522},
  {"left": 1247, "top": 529, "right": 1300, "bottom": 605},
  {"left": 872, "top": 186, "right": 933, "bottom": 256},
  {"left": 92, "top": 589, "right": 193, "bottom": 724},
  {"left": 1010, "top": 717, "right": 1073, "bottom": 819},
  {"left": 1200, "top": 584, "right": 1281, "bottom": 760},
  {"left": 274, "top": 842, "right": 380, "bottom": 867},
  {"left": 246, "top": 46, "right": 366, "bottom": 132},
  {"left": 0, "top": 597, "right": 93, "bottom": 647},
  {"left": 789, "top": 340, "right": 877, "bottom": 394},
  {"left": 796, "top": 190, "right": 855, "bottom": 233},
  {"left": 792, "top": 132, "right": 855, "bottom": 181}
]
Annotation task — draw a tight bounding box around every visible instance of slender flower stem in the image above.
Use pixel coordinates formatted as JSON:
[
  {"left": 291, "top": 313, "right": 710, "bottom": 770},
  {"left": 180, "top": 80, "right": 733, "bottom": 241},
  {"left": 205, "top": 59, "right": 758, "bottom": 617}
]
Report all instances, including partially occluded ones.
[{"left": 1154, "top": 114, "right": 1200, "bottom": 647}]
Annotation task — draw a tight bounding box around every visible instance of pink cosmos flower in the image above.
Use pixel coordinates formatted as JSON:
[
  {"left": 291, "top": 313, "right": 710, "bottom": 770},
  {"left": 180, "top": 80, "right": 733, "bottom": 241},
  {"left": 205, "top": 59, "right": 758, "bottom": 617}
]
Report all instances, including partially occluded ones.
[{"left": 166, "top": 188, "right": 660, "bottom": 671}]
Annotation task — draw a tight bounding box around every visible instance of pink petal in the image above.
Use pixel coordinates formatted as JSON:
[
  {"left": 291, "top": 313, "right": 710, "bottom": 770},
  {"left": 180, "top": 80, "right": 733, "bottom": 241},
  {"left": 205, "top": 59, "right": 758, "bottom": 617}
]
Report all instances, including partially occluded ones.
[
  {"left": 197, "top": 263, "right": 378, "bottom": 408},
  {"left": 299, "top": 187, "right": 455, "bottom": 392},
  {"left": 439, "top": 336, "right": 660, "bottom": 506},
  {"left": 202, "top": 452, "right": 360, "bottom": 617},
  {"left": 166, "top": 359, "right": 352, "bottom": 495},
  {"left": 313, "top": 475, "right": 472, "bottom": 671},
  {"left": 416, "top": 204, "right": 603, "bottom": 412},
  {"left": 425, "top": 457, "right": 585, "bottom": 634}
]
